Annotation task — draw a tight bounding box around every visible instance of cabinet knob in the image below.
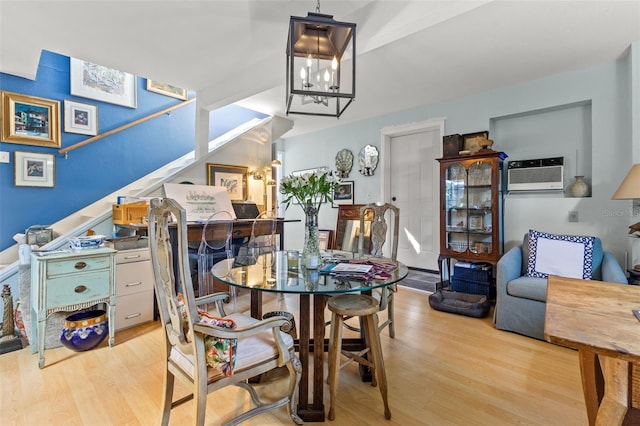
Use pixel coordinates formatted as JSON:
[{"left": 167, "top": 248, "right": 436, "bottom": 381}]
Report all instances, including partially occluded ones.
[
  {"left": 74, "top": 285, "right": 87, "bottom": 293},
  {"left": 74, "top": 261, "right": 87, "bottom": 269}
]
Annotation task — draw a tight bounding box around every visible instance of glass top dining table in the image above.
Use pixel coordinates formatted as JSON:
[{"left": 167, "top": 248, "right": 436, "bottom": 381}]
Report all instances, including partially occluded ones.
[
  {"left": 211, "top": 250, "right": 409, "bottom": 422},
  {"left": 211, "top": 250, "right": 409, "bottom": 295}
]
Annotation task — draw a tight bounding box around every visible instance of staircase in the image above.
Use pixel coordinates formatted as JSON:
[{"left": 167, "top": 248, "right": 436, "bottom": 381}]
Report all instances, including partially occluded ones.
[{"left": 0, "top": 116, "right": 277, "bottom": 284}]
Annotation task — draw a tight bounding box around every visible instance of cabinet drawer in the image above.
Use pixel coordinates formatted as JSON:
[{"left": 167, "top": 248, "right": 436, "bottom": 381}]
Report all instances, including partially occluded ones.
[
  {"left": 47, "top": 254, "right": 111, "bottom": 277},
  {"left": 116, "top": 260, "right": 154, "bottom": 296},
  {"left": 115, "top": 291, "right": 154, "bottom": 331},
  {"left": 47, "top": 270, "right": 111, "bottom": 306},
  {"left": 116, "top": 248, "right": 150, "bottom": 265}
]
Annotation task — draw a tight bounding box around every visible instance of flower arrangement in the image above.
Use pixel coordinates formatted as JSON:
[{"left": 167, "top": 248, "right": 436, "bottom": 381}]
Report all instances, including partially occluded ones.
[
  {"left": 279, "top": 169, "right": 341, "bottom": 269},
  {"left": 279, "top": 169, "right": 342, "bottom": 211}
]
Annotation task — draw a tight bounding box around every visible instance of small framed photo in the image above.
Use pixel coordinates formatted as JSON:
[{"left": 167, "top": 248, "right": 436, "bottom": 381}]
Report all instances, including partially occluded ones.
[
  {"left": 332, "top": 181, "right": 354, "bottom": 208},
  {"left": 14, "top": 151, "right": 55, "bottom": 187},
  {"left": 64, "top": 100, "right": 98, "bottom": 135},
  {"left": 469, "top": 215, "right": 484, "bottom": 231},
  {"left": 462, "top": 131, "right": 489, "bottom": 154},
  {"left": 70, "top": 58, "right": 137, "bottom": 108},
  {"left": 1, "top": 91, "right": 61, "bottom": 148},
  {"left": 318, "top": 230, "right": 333, "bottom": 250},
  {"left": 206, "top": 163, "right": 248, "bottom": 201},
  {"left": 146, "top": 79, "right": 188, "bottom": 100}
]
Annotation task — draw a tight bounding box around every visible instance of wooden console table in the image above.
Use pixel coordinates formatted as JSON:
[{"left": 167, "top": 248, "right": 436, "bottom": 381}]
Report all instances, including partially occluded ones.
[{"left": 545, "top": 275, "right": 640, "bottom": 425}]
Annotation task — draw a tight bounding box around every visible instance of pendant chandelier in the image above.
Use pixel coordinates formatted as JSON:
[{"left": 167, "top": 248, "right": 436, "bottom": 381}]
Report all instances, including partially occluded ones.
[{"left": 286, "top": 1, "right": 356, "bottom": 118}]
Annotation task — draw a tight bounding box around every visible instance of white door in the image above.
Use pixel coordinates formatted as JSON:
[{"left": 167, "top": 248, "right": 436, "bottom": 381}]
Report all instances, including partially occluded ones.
[{"left": 380, "top": 119, "right": 444, "bottom": 270}]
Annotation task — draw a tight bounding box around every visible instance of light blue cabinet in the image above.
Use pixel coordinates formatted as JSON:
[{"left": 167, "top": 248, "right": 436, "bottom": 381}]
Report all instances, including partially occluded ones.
[{"left": 30, "top": 248, "right": 116, "bottom": 368}]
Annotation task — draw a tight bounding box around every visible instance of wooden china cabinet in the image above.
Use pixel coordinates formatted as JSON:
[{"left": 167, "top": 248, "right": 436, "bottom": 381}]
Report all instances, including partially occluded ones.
[{"left": 437, "top": 150, "right": 506, "bottom": 279}]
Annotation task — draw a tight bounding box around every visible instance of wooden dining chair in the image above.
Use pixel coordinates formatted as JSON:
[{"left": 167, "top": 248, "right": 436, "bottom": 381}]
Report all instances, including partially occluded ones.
[
  {"left": 148, "top": 198, "right": 303, "bottom": 426},
  {"left": 358, "top": 202, "right": 400, "bottom": 338}
]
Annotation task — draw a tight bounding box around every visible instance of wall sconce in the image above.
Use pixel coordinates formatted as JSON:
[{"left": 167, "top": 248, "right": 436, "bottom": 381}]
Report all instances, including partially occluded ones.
[{"left": 251, "top": 160, "right": 281, "bottom": 212}]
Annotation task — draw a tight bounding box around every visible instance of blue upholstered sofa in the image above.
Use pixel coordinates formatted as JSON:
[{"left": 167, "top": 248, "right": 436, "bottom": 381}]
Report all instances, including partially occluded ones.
[{"left": 494, "top": 232, "right": 628, "bottom": 340}]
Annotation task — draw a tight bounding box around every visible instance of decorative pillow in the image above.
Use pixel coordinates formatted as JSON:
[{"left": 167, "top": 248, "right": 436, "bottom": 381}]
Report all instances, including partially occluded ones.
[
  {"left": 525, "top": 229, "right": 595, "bottom": 279},
  {"left": 176, "top": 293, "right": 237, "bottom": 376}
]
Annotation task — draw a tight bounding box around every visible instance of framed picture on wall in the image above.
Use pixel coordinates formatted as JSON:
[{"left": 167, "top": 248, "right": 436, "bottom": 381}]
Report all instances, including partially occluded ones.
[
  {"left": 1, "top": 91, "right": 61, "bottom": 148},
  {"left": 332, "top": 181, "right": 354, "bottom": 207},
  {"left": 70, "top": 58, "right": 137, "bottom": 108},
  {"left": 14, "top": 151, "right": 55, "bottom": 187},
  {"left": 146, "top": 79, "right": 188, "bottom": 100},
  {"left": 64, "top": 100, "right": 98, "bottom": 135},
  {"left": 206, "top": 163, "right": 248, "bottom": 201}
]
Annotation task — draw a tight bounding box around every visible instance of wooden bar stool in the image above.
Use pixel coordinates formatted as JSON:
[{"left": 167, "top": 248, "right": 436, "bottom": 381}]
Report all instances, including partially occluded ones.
[{"left": 327, "top": 293, "right": 391, "bottom": 421}]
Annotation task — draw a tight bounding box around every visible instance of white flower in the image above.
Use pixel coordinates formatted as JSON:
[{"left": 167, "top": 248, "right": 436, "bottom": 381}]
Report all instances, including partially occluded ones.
[{"left": 279, "top": 170, "right": 341, "bottom": 211}]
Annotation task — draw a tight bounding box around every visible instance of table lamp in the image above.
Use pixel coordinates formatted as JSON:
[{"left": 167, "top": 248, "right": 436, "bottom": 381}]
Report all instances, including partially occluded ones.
[{"left": 612, "top": 163, "right": 640, "bottom": 271}]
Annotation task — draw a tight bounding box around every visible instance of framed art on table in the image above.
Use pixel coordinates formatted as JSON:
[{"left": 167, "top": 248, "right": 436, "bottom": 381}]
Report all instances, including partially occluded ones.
[
  {"left": 1, "top": 91, "right": 61, "bottom": 148},
  {"left": 70, "top": 58, "right": 137, "bottom": 108},
  {"left": 14, "top": 151, "right": 55, "bottom": 187},
  {"left": 332, "top": 181, "right": 354, "bottom": 207},
  {"left": 146, "top": 80, "right": 188, "bottom": 100},
  {"left": 64, "top": 100, "right": 98, "bottom": 135},
  {"left": 318, "top": 230, "right": 333, "bottom": 250},
  {"left": 206, "top": 163, "right": 248, "bottom": 201},
  {"left": 462, "top": 131, "right": 489, "bottom": 154}
]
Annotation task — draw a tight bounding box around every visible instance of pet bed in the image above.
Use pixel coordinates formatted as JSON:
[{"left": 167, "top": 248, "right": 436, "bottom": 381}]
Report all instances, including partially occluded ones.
[{"left": 428, "top": 289, "right": 490, "bottom": 318}]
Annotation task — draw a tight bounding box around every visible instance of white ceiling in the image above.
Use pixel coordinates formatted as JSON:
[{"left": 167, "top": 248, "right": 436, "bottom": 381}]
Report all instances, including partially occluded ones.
[{"left": 1, "top": 1, "right": 639, "bottom": 139}]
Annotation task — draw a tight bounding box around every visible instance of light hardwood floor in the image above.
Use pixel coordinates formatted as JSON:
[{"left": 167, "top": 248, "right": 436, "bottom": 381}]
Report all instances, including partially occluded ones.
[{"left": 0, "top": 288, "right": 588, "bottom": 425}]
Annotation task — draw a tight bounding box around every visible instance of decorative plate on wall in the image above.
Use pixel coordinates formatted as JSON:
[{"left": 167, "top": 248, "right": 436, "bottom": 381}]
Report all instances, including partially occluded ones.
[{"left": 335, "top": 149, "right": 353, "bottom": 178}]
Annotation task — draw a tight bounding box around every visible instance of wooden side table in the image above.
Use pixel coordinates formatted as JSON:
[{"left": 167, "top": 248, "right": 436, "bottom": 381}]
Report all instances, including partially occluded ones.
[
  {"left": 30, "top": 248, "right": 116, "bottom": 368},
  {"left": 545, "top": 275, "right": 640, "bottom": 425}
]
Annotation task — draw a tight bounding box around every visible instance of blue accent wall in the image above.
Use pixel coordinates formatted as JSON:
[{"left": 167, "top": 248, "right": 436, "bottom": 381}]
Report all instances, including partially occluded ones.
[{"left": 0, "top": 50, "right": 266, "bottom": 251}]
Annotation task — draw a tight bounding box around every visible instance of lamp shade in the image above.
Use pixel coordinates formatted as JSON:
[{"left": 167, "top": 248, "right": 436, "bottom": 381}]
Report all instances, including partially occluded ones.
[
  {"left": 286, "top": 12, "right": 356, "bottom": 118},
  {"left": 612, "top": 163, "right": 640, "bottom": 199}
]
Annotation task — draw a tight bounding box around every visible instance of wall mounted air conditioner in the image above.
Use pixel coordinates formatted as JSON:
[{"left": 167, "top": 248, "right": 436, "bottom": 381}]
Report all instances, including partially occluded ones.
[{"left": 507, "top": 157, "right": 564, "bottom": 191}]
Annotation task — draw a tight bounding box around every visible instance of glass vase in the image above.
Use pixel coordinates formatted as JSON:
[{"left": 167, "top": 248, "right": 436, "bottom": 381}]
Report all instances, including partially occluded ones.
[{"left": 302, "top": 203, "right": 321, "bottom": 269}]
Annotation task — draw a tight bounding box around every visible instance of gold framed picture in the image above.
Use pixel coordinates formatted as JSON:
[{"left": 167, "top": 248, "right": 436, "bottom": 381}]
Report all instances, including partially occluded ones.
[
  {"left": 462, "top": 131, "right": 489, "bottom": 154},
  {"left": 146, "top": 79, "right": 188, "bottom": 100},
  {"left": 1, "top": 91, "right": 61, "bottom": 148},
  {"left": 206, "top": 163, "right": 248, "bottom": 201}
]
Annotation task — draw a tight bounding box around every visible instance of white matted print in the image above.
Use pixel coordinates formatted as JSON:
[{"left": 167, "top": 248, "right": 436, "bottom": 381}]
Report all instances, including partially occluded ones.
[
  {"left": 14, "top": 151, "right": 55, "bottom": 187},
  {"left": 163, "top": 183, "right": 236, "bottom": 221},
  {"left": 64, "top": 100, "right": 98, "bottom": 135},
  {"left": 70, "top": 58, "right": 137, "bottom": 108}
]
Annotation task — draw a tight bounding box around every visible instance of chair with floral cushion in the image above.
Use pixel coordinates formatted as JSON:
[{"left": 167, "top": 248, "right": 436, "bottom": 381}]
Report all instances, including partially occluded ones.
[{"left": 148, "top": 197, "right": 302, "bottom": 426}]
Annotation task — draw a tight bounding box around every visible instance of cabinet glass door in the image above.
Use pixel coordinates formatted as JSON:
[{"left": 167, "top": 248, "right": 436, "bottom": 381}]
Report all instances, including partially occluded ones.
[
  {"left": 445, "top": 163, "right": 467, "bottom": 253},
  {"left": 467, "top": 160, "right": 493, "bottom": 254}
]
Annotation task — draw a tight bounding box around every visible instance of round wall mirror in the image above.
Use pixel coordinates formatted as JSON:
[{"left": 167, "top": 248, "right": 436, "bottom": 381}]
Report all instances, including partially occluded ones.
[{"left": 358, "top": 144, "right": 379, "bottom": 176}]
